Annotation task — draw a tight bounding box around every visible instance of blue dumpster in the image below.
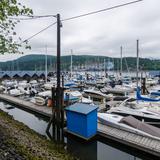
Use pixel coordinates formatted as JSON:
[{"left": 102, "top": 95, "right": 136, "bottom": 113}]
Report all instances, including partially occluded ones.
[{"left": 65, "top": 103, "right": 98, "bottom": 140}]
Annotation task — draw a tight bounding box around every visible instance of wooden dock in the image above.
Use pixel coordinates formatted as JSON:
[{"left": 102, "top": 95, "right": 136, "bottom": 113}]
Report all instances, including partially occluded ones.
[
  {"left": 98, "top": 123, "right": 160, "bottom": 157},
  {"left": 0, "top": 94, "right": 52, "bottom": 117},
  {"left": 0, "top": 93, "right": 160, "bottom": 157}
]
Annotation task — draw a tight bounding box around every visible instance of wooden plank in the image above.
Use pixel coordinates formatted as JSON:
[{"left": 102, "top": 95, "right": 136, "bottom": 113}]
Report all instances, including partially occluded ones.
[
  {"left": 145, "top": 139, "right": 152, "bottom": 147},
  {"left": 139, "top": 137, "right": 146, "bottom": 145},
  {"left": 150, "top": 140, "right": 159, "bottom": 150}
]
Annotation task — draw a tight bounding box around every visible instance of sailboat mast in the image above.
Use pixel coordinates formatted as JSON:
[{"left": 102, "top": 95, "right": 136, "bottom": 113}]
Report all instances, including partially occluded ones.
[
  {"left": 70, "top": 49, "right": 73, "bottom": 79},
  {"left": 120, "top": 46, "right": 123, "bottom": 78},
  {"left": 104, "top": 58, "right": 106, "bottom": 76},
  {"left": 45, "top": 45, "right": 48, "bottom": 83},
  {"left": 136, "top": 40, "right": 139, "bottom": 88}
]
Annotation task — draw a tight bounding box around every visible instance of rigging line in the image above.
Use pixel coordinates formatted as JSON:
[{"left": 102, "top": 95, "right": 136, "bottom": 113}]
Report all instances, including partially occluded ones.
[
  {"left": 20, "top": 22, "right": 57, "bottom": 44},
  {"left": 62, "top": 0, "right": 143, "bottom": 21}
]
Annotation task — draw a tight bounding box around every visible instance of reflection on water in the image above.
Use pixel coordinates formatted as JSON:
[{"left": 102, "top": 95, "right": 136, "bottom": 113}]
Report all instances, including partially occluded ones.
[
  {"left": 0, "top": 101, "right": 49, "bottom": 136},
  {"left": 66, "top": 135, "right": 143, "bottom": 160},
  {"left": 97, "top": 141, "right": 140, "bottom": 160},
  {"left": 0, "top": 101, "right": 158, "bottom": 160}
]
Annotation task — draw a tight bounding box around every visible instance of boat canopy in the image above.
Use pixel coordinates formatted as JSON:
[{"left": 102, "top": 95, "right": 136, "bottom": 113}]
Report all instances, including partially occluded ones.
[{"left": 120, "top": 116, "right": 160, "bottom": 138}]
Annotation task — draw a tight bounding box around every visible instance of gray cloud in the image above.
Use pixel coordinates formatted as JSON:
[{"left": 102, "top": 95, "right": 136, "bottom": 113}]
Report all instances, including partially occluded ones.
[{"left": 0, "top": 0, "right": 160, "bottom": 61}]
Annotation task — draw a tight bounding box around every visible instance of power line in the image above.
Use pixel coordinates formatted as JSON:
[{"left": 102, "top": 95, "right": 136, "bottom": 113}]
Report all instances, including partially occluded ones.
[
  {"left": 9, "top": 15, "right": 57, "bottom": 20},
  {"left": 19, "top": 0, "right": 143, "bottom": 44},
  {"left": 62, "top": 0, "right": 143, "bottom": 21},
  {"left": 20, "top": 21, "right": 57, "bottom": 44},
  {"left": 10, "top": 0, "right": 143, "bottom": 21}
]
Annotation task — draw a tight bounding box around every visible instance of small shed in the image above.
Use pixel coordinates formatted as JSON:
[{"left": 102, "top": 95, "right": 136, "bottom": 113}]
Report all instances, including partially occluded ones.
[{"left": 65, "top": 103, "right": 98, "bottom": 140}]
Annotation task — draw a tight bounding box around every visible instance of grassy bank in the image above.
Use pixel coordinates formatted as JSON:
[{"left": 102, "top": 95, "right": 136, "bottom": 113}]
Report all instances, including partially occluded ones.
[{"left": 0, "top": 110, "right": 77, "bottom": 160}]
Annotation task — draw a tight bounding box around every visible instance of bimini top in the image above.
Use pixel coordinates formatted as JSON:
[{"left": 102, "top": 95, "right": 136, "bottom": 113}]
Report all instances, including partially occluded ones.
[{"left": 65, "top": 103, "right": 98, "bottom": 115}]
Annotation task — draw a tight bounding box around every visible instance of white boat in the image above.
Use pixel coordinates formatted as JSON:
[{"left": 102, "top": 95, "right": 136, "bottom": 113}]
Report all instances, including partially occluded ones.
[
  {"left": 79, "top": 97, "right": 93, "bottom": 104},
  {"left": 30, "top": 80, "right": 38, "bottom": 85},
  {"left": 18, "top": 80, "right": 29, "bottom": 88},
  {"left": 2, "top": 80, "right": 17, "bottom": 87},
  {"left": 44, "top": 83, "right": 55, "bottom": 90},
  {"left": 108, "top": 105, "right": 160, "bottom": 123},
  {"left": 146, "top": 78, "right": 158, "bottom": 86},
  {"left": 38, "top": 90, "right": 51, "bottom": 97},
  {"left": 31, "top": 96, "right": 46, "bottom": 106},
  {"left": 98, "top": 113, "right": 160, "bottom": 139},
  {"left": 101, "top": 85, "right": 134, "bottom": 95},
  {"left": 0, "top": 85, "right": 6, "bottom": 93},
  {"left": 9, "top": 88, "right": 23, "bottom": 96},
  {"left": 83, "top": 88, "right": 112, "bottom": 98}
]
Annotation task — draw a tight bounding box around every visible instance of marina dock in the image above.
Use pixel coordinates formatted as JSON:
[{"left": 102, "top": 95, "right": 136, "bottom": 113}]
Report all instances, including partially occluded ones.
[
  {"left": 0, "top": 94, "right": 52, "bottom": 118},
  {"left": 98, "top": 123, "right": 160, "bottom": 157},
  {"left": 0, "top": 93, "right": 160, "bottom": 157}
]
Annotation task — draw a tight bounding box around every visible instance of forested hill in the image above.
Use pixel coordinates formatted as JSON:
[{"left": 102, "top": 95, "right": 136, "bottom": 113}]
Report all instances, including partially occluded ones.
[{"left": 0, "top": 54, "right": 159, "bottom": 71}]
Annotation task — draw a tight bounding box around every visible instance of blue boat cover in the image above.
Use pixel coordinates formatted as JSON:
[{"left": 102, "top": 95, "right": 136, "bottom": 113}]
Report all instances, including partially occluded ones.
[
  {"left": 150, "top": 91, "right": 160, "bottom": 96},
  {"left": 136, "top": 87, "right": 160, "bottom": 102}
]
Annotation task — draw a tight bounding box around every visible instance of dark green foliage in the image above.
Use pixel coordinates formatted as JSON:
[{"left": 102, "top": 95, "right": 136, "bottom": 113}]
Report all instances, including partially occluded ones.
[
  {"left": 0, "top": 0, "right": 33, "bottom": 54},
  {"left": 0, "top": 54, "right": 159, "bottom": 71}
]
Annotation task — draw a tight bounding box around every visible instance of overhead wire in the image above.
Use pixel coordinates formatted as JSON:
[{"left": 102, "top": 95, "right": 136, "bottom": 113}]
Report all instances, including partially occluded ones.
[
  {"left": 19, "top": 0, "right": 143, "bottom": 44},
  {"left": 62, "top": 0, "right": 143, "bottom": 21},
  {"left": 9, "top": 15, "right": 57, "bottom": 20},
  {"left": 20, "top": 21, "right": 57, "bottom": 44}
]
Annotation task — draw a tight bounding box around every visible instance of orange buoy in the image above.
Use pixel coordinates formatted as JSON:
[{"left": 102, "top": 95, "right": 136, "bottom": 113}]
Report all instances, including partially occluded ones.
[{"left": 47, "top": 98, "right": 53, "bottom": 107}]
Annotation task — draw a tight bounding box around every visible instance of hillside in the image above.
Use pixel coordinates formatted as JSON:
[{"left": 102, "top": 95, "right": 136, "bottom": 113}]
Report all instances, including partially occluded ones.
[{"left": 0, "top": 54, "right": 159, "bottom": 71}]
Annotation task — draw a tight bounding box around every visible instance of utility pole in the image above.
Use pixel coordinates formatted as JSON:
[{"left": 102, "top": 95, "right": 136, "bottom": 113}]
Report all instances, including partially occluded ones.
[
  {"left": 46, "top": 14, "right": 63, "bottom": 141},
  {"left": 56, "top": 13, "right": 61, "bottom": 124}
]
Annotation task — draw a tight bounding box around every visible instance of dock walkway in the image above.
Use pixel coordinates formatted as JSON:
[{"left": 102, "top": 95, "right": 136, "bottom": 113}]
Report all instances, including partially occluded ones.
[
  {"left": 0, "top": 93, "right": 160, "bottom": 157},
  {"left": 0, "top": 94, "right": 52, "bottom": 117},
  {"left": 98, "top": 123, "right": 160, "bottom": 157}
]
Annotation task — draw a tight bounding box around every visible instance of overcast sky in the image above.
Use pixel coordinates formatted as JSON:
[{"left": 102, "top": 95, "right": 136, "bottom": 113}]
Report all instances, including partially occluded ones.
[{"left": 1, "top": 0, "right": 160, "bottom": 61}]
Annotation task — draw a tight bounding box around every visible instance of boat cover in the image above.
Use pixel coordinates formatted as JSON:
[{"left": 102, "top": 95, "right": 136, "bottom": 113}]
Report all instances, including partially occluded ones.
[
  {"left": 120, "top": 116, "right": 160, "bottom": 138},
  {"left": 136, "top": 87, "right": 160, "bottom": 102}
]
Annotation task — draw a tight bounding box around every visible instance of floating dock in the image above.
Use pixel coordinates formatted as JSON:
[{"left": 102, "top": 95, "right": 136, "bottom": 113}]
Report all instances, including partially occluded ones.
[
  {"left": 98, "top": 123, "right": 160, "bottom": 157},
  {"left": 0, "top": 93, "right": 160, "bottom": 157},
  {"left": 0, "top": 94, "right": 52, "bottom": 118}
]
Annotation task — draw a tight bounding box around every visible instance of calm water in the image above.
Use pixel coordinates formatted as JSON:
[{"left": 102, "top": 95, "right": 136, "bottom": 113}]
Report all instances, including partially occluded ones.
[{"left": 0, "top": 101, "right": 157, "bottom": 160}]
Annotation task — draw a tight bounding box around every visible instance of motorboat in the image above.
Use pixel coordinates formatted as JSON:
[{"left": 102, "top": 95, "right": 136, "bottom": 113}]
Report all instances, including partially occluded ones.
[
  {"left": 0, "top": 85, "right": 6, "bottom": 93},
  {"left": 44, "top": 83, "right": 54, "bottom": 90},
  {"left": 108, "top": 104, "right": 160, "bottom": 123},
  {"left": 100, "top": 85, "right": 134, "bottom": 95},
  {"left": 98, "top": 113, "right": 160, "bottom": 139},
  {"left": 31, "top": 96, "right": 46, "bottom": 106},
  {"left": 136, "top": 87, "right": 160, "bottom": 102},
  {"left": 9, "top": 88, "right": 23, "bottom": 97},
  {"left": 38, "top": 90, "right": 51, "bottom": 98},
  {"left": 83, "top": 88, "right": 112, "bottom": 98},
  {"left": 146, "top": 78, "right": 158, "bottom": 86}
]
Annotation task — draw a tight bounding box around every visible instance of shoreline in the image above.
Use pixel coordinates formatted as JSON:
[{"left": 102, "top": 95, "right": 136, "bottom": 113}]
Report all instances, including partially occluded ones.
[{"left": 0, "top": 109, "right": 76, "bottom": 160}]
